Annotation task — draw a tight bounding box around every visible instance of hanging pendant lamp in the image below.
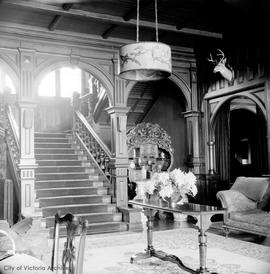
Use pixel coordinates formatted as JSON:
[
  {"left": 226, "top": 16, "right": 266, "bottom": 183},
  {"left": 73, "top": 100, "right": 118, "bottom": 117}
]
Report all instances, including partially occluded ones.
[{"left": 118, "top": 0, "right": 172, "bottom": 81}]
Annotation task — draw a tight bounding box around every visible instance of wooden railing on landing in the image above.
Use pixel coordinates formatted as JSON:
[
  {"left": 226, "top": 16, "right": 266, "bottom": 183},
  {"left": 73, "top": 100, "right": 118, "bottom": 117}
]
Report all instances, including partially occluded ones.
[
  {"left": 74, "top": 110, "right": 116, "bottom": 200},
  {"left": 5, "top": 105, "right": 21, "bottom": 204}
]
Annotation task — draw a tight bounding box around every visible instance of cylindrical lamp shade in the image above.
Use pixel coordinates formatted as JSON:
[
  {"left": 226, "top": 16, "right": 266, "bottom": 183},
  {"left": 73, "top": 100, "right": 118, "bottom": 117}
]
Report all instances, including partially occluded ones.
[{"left": 118, "top": 42, "right": 172, "bottom": 81}]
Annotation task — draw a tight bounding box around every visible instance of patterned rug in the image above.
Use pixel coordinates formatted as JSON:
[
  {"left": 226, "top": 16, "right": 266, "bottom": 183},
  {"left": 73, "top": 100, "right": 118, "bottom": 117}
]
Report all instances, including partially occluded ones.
[{"left": 49, "top": 227, "right": 270, "bottom": 274}]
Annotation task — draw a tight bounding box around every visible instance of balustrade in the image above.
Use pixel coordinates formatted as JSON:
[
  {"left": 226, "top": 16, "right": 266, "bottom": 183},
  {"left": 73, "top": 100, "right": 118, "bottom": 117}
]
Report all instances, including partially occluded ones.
[
  {"left": 0, "top": 94, "right": 21, "bottom": 214},
  {"left": 74, "top": 110, "right": 115, "bottom": 198},
  {"left": 5, "top": 105, "right": 20, "bottom": 195}
]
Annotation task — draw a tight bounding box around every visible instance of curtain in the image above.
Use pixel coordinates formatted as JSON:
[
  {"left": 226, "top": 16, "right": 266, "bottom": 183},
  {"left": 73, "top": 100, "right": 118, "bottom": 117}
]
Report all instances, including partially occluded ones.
[
  {"left": 214, "top": 102, "right": 231, "bottom": 186},
  {"left": 251, "top": 107, "right": 268, "bottom": 175}
]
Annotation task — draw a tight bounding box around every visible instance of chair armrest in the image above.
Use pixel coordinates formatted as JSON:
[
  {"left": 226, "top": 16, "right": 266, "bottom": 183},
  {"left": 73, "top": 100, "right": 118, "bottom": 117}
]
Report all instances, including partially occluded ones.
[{"left": 217, "top": 190, "right": 257, "bottom": 213}]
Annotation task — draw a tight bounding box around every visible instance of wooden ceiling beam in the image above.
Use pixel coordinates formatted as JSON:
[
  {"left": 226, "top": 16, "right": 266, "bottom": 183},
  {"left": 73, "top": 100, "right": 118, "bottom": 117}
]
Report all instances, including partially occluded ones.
[
  {"left": 3, "top": 0, "right": 222, "bottom": 39},
  {"left": 102, "top": 0, "right": 153, "bottom": 40},
  {"left": 48, "top": 3, "right": 73, "bottom": 31},
  {"left": 123, "top": 0, "right": 153, "bottom": 21},
  {"left": 101, "top": 24, "right": 117, "bottom": 39}
]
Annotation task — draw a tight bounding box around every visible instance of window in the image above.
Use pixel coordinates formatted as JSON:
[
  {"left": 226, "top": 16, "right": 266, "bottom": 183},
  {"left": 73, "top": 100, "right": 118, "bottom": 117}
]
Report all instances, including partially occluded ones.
[
  {"left": 38, "top": 71, "right": 56, "bottom": 97},
  {"left": 0, "top": 67, "right": 16, "bottom": 94},
  {"left": 60, "top": 67, "right": 81, "bottom": 98},
  {"left": 38, "top": 67, "right": 106, "bottom": 98}
]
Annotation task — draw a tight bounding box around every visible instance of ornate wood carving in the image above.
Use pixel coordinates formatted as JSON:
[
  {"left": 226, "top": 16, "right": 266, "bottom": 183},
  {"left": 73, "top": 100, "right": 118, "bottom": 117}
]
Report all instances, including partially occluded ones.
[
  {"left": 127, "top": 122, "right": 174, "bottom": 170},
  {"left": 127, "top": 122, "right": 173, "bottom": 153},
  {"left": 74, "top": 111, "right": 112, "bottom": 178}
]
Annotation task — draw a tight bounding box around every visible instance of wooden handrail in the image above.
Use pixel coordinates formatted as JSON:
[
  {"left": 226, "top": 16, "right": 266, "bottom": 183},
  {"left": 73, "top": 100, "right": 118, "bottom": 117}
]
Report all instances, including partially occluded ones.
[
  {"left": 73, "top": 110, "right": 117, "bottom": 200},
  {"left": 5, "top": 105, "right": 21, "bottom": 208},
  {"left": 75, "top": 110, "right": 114, "bottom": 159},
  {"left": 6, "top": 144, "right": 20, "bottom": 193},
  {"left": 6, "top": 105, "right": 19, "bottom": 148},
  {"left": 75, "top": 133, "right": 110, "bottom": 184}
]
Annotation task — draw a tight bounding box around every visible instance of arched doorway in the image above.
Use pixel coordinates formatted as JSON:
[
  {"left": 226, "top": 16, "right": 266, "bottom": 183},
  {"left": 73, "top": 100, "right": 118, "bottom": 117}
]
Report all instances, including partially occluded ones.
[
  {"left": 211, "top": 96, "right": 268, "bottom": 186},
  {"left": 126, "top": 79, "right": 188, "bottom": 170},
  {"left": 230, "top": 106, "right": 267, "bottom": 181},
  {"left": 35, "top": 66, "right": 110, "bottom": 134}
]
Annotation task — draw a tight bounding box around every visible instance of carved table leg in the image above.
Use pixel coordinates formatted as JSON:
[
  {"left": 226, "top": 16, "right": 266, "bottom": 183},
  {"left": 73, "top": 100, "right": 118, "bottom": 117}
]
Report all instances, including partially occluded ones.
[
  {"left": 197, "top": 228, "right": 210, "bottom": 274},
  {"left": 130, "top": 208, "right": 154, "bottom": 263},
  {"left": 130, "top": 208, "right": 196, "bottom": 274},
  {"left": 193, "top": 214, "right": 214, "bottom": 274},
  {"left": 152, "top": 250, "right": 196, "bottom": 274}
]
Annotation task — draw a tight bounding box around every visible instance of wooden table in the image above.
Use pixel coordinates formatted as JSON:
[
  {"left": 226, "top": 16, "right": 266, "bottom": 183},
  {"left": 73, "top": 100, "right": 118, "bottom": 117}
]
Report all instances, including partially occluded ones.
[{"left": 128, "top": 200, "right": 226, "bottom": 274}]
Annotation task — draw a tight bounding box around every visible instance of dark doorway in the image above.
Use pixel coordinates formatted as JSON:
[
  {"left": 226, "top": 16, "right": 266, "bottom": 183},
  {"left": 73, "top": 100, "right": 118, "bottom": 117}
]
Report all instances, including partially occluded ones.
[{"left": 230, "top": 108, "right": 268, "bottom": 182}]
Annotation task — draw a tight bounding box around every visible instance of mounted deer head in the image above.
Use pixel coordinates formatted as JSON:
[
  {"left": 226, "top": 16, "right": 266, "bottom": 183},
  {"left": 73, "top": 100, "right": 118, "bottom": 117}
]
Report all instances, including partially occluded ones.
[{"left": 208, "top": 49, "right": 234, "bottom": 83}]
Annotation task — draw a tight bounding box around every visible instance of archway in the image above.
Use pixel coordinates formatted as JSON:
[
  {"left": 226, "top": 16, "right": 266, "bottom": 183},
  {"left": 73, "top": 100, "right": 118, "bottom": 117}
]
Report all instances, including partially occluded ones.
[
  {"left": 124, "top": 72, "right": 191, "bottom": 111},
  {"left": 34, "top": 63, "right": 112, "bottom": 133},
  {"left": 230, "top": 107, "right": 267, "bottom": 181},
  {"left": 34, "top": 60, "right": 114, "bottom": 106},
  {"left": 210, "top": 95, "right": 268, "bottom": 186},
  {"left": 0, "top": 61, "right": 19, "bottom": 128},
  {"left": 126, "top": 78, "right": 189, "bottom": 170},
  {"left": 0, "top": 56, "right": 19, "bottom": 94}
]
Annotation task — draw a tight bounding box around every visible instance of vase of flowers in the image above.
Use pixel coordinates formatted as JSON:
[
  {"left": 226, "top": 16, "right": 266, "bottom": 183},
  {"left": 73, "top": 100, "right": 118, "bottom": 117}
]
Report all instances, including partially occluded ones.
[{"left": 143, "top": 168, "right": 197, "bottom": 208}]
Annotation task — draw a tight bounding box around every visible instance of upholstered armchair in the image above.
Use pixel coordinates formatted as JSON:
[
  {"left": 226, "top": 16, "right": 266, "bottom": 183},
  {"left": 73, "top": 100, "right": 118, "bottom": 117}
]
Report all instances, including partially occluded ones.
[{"left": 216, "top": 176, "right": 270, "bottom": 237}]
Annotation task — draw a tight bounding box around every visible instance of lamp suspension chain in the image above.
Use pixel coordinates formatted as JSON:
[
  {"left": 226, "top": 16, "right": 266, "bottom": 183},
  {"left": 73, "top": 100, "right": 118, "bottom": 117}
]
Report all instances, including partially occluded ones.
[
  {"left": 155, "top": 0, "right": 159, "bottom": 42},
  {"left": 136, "top": 0, "right": 140, "bottom": 42}
]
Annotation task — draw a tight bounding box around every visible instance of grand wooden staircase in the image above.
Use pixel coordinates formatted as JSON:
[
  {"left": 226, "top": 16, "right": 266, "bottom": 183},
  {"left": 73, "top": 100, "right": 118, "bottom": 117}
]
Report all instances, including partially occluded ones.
[{"left": 34, "top": 132, "right": 127, "bottom": 236}]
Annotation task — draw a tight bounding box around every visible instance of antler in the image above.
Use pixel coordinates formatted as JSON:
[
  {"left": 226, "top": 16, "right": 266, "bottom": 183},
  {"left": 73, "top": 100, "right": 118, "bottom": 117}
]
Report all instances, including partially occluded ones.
[
  {"left": 216, "top": 48, "right": 225, "bottom": 63},
  {"left": 207, "top": 53, "right": 216, "bottom": 63}
]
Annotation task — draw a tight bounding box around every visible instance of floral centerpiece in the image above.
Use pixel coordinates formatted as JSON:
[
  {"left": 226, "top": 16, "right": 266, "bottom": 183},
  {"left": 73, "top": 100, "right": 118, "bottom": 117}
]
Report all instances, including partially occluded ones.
[{"left": 143, "top": 168, "right": 197, "bottom": 206}]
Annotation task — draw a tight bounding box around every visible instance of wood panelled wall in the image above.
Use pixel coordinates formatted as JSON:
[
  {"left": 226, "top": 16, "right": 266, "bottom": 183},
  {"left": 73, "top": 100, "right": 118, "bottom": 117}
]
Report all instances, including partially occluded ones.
[{"left": 35, "top": 97, "right": 73, "bottom": 132}]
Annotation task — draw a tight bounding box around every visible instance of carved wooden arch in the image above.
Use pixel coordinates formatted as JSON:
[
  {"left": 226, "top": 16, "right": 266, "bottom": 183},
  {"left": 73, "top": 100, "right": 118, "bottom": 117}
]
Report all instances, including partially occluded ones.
[
  {"left": 124, "top": 71, "right": 191, "bottom": 110},
  {"left": 209, "top": 92, "right": 266, "bottom": 140},
  {"left": 0, "top": 55, "right": 19, "bottom": 93},
  {"left": 127, "top": 122, "right": 174, "bottom": 170},
  {"left": 34, "top": 58, "right": 114, "bottom": 106}
]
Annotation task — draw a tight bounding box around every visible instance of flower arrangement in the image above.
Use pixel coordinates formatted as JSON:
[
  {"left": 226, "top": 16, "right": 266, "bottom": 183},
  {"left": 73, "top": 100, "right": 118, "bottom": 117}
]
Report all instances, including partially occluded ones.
[{"left": 144, "top": 168, "right": 197, "bottom": 205}]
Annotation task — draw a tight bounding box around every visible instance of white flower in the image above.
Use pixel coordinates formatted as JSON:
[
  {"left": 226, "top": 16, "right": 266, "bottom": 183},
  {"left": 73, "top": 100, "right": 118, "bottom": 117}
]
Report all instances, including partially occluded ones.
[
  {"left": 143, "top": 182, "right": 156, "bottom": 195},
  {"left": 170, "top": 168, "right": 186, "bottom": 188},
  {"left": 159, "top": 184, "right": 174, "bottom": 199},
  {"left": 184, "top": 171, "right": 197, "bottom": 196},
  {"left": 143, "top": 168, "right": 197, "bottom": 201},
  {"left": 156, "top": 172, "right": 170, "bottom": 185}
]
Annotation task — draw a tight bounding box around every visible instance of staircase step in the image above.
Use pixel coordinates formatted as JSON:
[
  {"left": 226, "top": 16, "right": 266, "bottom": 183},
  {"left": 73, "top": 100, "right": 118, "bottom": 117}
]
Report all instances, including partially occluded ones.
[
  {"left": 33, "top": 131, "right": 124, "bottom": 236},
  {"left": 36, "top": 160, "right": 85, "bottom": 166},
  {"left": 36, "top": 172, "right": 93, "bottom": 180},
  {"left": 35, "top": 132, "right": 67, "bottom": 138},
  {"left": 38, "top": 194, "right": 111, "bottom": 207},
  {"left": 48, "top": 222, "right": 128, "bottom": 237},
  {"left": 35, "top": 137, "right": 69, "bottom": 143},
  {"left": 35, "top": 179, "right": 106, "bottom": 189},
  {"left": 36, "top": 186, "right": 108, "bottom": 198},
  {"left": 42, "top": 203, "right": 116, "bottom": 217},
  {"left": 35, "top": 143, "right": 72, "bottom": 148},
  {"left": 44, "top": 212, "right": 122, "bottom": 228},
  {"left": 35, "top": 148, "right": 76, "bottom": 154},
  {"left": 35, "top": 154, "right": 80, "bottom": 160},
  {"left": 36, "top": 166, "right": 95, "bottom": 173}
]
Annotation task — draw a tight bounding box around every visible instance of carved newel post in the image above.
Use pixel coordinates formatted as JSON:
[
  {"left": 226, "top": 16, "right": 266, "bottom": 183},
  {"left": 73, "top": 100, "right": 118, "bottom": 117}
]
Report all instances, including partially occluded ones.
[
  {"left": 18, "top": 49, "right": 37, "bottom": 217},
  {"left": 106, "top": 106, "right": 129, "bottom": 208}
]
